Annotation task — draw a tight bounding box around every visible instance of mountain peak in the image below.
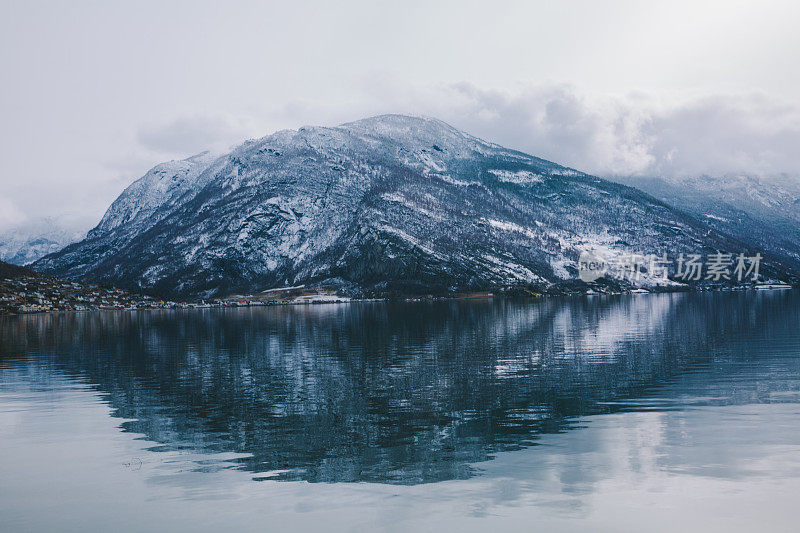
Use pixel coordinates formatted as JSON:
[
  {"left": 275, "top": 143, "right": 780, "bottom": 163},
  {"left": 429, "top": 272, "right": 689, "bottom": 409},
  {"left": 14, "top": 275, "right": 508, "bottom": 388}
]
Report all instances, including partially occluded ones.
[
  {"left": 89, "top": 150, "right": 218, "bottom": 238},
  {"left": 338, "top": 114, "right": 478, "bottom": 144},
  {"left": 340, "top": 113, "right": 454, "bottom": 130}
]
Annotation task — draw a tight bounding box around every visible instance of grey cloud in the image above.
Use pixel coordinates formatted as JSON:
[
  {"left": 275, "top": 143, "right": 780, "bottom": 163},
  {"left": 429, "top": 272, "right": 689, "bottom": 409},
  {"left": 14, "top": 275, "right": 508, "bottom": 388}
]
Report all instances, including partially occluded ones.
[
  {"left": 133, "top": 85, "right": 800, "bottom": 186},
  {"left": 377, "top": 82, "right": 800, "bottom": 180},
  {"left": 137, "top": 114, "right": 258, "bottom": 155},
  {"left": 643, "top": 96, "right": 800, "bottom": 177},
  {"left": 0, "top": 198, "right": 27, "bottom": 233}
]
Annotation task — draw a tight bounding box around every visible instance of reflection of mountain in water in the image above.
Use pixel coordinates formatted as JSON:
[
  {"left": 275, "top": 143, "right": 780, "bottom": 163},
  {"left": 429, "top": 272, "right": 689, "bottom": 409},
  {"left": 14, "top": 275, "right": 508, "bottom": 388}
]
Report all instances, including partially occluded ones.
[{"left": 1, "top": 292, "right": 796, "bottom": 484}]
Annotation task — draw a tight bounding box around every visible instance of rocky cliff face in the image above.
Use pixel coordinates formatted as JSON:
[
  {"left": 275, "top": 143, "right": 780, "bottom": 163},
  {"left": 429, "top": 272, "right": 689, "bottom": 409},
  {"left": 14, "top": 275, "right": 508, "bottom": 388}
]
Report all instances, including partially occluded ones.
[{"left": 34, "top": 115, "right": 799, "bottom": 299}]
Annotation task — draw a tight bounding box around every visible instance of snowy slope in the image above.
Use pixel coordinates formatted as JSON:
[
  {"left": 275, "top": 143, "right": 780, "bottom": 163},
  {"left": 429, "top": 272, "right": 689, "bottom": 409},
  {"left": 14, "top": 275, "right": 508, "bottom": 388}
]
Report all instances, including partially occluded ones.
[
  {"left": 615, "top": 175, "right": 800, "bottom": 265},
  {"left": 90, "top": 151, "right": 218, "bottom": 238}
]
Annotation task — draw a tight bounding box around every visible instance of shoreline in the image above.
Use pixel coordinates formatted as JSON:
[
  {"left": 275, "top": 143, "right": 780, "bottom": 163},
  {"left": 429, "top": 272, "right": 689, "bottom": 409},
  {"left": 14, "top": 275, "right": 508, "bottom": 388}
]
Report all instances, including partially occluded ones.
[{"left": 2, "top": 284, "right": 794, "bottom": 317}]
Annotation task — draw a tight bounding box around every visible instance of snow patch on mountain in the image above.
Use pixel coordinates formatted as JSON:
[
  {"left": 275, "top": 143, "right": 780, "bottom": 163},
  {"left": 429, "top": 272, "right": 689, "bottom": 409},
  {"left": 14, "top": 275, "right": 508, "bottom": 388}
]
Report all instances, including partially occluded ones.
[
  {"left": 481, "top": 218, "right": 539, "bottom": 240},
  {"left": 488, "top": 169, "right": 544, "bottom": 185}
]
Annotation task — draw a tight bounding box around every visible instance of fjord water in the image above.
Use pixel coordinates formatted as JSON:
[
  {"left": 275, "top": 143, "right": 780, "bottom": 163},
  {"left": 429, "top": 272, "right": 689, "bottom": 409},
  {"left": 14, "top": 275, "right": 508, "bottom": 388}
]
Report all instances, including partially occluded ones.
[{"left": 2, "top": 292, "right": 800, "bottom": 532}]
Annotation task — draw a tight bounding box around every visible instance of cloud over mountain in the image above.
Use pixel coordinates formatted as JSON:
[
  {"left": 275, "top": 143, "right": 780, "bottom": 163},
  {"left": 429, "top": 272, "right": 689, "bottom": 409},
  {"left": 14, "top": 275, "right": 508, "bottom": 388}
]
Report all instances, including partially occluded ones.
[{"left": 376, "top": 82, "right": 800, "bottom": 180}]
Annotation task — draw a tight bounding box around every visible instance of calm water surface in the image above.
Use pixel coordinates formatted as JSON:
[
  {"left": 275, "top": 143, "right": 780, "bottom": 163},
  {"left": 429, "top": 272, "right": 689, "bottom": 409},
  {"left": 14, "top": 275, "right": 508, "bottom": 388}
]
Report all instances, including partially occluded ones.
[{"left": 1, "top": 292, "right": 800, "bottom": 531}]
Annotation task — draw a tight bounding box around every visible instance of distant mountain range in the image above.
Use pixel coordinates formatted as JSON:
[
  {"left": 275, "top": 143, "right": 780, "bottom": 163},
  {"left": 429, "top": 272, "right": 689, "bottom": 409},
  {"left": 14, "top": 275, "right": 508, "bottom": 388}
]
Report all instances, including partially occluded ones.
[
  {"left": 29, "top": 115, "right": 800, "bottom": 299},
  {"left": 0, "top": 217, "right": 88, "bottom": 265}
]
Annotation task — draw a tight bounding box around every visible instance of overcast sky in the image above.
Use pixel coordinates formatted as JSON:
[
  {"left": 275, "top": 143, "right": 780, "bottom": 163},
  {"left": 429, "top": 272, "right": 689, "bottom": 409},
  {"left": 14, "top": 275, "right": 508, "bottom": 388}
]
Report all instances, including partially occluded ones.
[{"left": 2, "top": 0, "right": 800, "bottom": 232}]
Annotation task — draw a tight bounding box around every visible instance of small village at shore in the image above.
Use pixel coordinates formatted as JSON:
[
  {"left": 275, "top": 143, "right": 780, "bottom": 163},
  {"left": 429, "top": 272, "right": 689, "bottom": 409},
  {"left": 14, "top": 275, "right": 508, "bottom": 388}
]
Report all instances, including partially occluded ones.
[
  {"left": 0, "top": 274, "right": 183, "bottom": 314},
  {"left": 0, "top": 274, "right": 387, "bottom": 315},
  {"left": 0, "top": 263, "right": 357, "bottom": 315}
]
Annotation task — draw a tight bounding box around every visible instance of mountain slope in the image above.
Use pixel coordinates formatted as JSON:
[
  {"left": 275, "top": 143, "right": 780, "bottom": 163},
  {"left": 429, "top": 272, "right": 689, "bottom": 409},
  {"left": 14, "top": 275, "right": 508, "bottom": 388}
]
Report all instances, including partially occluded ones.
[
  {"left": 612, "top": 175, "right": 800, "bottom": 266},
  {"left": 34, "top": 115, "right": 800, "bottom": 299},
  {"left": 0, "top": 259, "right": 36, "bottom": 279}
]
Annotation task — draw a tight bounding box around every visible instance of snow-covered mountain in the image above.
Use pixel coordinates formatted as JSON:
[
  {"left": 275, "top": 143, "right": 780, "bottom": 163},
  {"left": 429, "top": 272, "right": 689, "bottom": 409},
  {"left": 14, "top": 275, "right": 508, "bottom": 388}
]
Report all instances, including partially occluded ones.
[{"left": 33, "top": 115, "right": 800, "bottom": 299}]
